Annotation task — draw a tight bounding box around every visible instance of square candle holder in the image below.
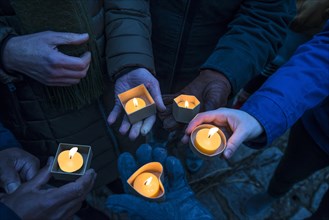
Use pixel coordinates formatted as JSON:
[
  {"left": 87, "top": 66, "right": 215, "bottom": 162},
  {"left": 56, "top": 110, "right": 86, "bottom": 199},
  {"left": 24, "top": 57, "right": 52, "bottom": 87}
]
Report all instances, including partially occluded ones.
[
  {"left": 189, "top": 124, "right": 230, "bottom": 160},
  {"left": 51, "top": 143, "right": 93, "bottom": 181},
  {"left": 118, "top": 84, "right": 156, "bottom": 124},
  {"left": 127, "top": 162, "right": 165, "bottom": 201},
  {"left": 173, "top": 94, "right": 200, "bottom": 123}
]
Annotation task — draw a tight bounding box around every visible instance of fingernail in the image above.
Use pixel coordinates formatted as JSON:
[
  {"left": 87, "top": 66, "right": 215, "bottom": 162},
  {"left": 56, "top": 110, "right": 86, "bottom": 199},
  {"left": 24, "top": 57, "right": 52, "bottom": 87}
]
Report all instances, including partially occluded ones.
[
  {"left": 81, "top": 33, "right": 89, "bottom": 38},
  {"left": 47, "top": 157, "right": 54, "bottom": 166},
  {"left": 224, "top": 149, "right": 232, "bottom": 159},
  {"left": 5, "top": 182, "right": 20, "bottom": 194}
]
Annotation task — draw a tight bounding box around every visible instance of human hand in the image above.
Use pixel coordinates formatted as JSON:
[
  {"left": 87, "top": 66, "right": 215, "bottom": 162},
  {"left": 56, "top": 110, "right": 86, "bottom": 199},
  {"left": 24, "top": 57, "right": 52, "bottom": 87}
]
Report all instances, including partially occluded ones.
[
  {"left": 108, "top": 68, "right": 166, "bottom": 140},
  {"left": 2, "top": 31, "right": 91, "bottom": 86},
  {"left": 0, "top": 157, "right": 96, "bottom": 220},
  {"left": 107, "top": 144, "right": 213, "bottom": 220},
  {"left": 0, "top": 148, "right": 40, "bottom": 194},
  {"left": 158, "top": 69, "right": 231, "bottom": 131},
  {"left": 181, "top": 108, "right": 264, "bottom": 159},
  {"left": 291, "top": 0, "right": 329, "bottom": 34}
]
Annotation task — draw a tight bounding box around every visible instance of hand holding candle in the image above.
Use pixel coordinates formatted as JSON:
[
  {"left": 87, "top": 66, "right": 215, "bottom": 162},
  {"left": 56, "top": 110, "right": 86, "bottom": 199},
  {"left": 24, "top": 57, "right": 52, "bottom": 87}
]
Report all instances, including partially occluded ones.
[{"left": 57, "top": 147, "right": 83, "bottom": 173}]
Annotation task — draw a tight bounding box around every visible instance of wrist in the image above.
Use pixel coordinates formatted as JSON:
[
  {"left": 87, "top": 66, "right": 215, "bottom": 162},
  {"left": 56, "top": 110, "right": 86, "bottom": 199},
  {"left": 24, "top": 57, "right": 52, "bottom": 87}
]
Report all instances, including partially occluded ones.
[
  {"left": 200, "top": 69, "right": 232, "bottom": 94},
  {"left": 0, "top": 34, "right": 17, "bottom": 73}
]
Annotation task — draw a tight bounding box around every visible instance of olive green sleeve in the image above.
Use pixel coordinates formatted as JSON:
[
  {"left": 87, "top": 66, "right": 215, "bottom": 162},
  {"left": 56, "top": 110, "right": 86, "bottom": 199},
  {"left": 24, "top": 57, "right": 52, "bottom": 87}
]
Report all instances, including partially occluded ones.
[{"left": 104, "top": 0, "right": 155, "bottom": 81}]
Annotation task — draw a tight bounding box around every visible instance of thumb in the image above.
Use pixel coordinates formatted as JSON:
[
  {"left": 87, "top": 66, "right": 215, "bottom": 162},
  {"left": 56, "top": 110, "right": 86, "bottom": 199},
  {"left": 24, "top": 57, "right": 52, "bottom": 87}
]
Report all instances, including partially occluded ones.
[
  {"left": 1, "top": 165, "right": 21, "bottom": 194},
  {"left": 50, "top": 32, "right": 89, "bottom": 45},
  {"left": 223, "top": 128, "right": 247, "bottom": 159},
  {"left": 147, "top": 83, "right": 166, "bottom": 112},
  {"left": 107, "top": 194, "right": 149, "bottom": 215},
  {"left": 26, "top": 157, "right": 53, "bottom": 189},
  {"left": 166, "top": 156, "right": 186, "bottom": 190}
]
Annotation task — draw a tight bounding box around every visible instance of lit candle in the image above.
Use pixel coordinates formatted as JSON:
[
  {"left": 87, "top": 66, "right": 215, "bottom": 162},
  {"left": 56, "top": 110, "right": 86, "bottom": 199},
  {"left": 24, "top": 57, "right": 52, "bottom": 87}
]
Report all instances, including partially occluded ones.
[
  {"left": 178, "top": 100, "right": 195, "bottom": 109},
  {"left": 194, "top": 127, "right": 221, "bottom": 155},
  {"left": 57, "top": 147, "right": 83, "bottom": 173},
  {"left": 133, "top": 172, "right": 160, "bottom": 198},
  {"left": 125, "top": 97, "right": 146, "bottom": 114}
]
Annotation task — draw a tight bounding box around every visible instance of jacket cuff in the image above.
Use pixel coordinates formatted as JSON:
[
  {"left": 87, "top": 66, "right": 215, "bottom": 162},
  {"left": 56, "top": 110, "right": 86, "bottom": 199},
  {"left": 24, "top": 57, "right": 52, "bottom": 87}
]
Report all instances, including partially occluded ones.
[
  {"left": 0, "top": 34, "right": 16, "bottom": 72},
  {"left": 241, "top": 93, "right": 289, "bottom": 147}
]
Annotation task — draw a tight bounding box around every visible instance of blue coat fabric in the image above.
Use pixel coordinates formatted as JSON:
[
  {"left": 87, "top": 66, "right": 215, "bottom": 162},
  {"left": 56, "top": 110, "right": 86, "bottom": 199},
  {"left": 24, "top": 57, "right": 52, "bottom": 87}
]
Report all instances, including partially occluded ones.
[
  {"left": 0, "top": 122, "right": 21, "bottom": 151},
  {"left": 241, "top": 20, "right": 329, "bottom": 153},
  {"left": 0, "top": 203, "right": 20, "bottom": 220}
]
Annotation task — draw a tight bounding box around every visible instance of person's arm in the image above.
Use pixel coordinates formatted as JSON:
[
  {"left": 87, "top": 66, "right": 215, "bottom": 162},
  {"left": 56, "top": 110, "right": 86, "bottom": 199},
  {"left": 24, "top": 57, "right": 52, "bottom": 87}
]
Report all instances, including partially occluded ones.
[
  {"left": 201, "top": 0, "right": 294, "bottom": 94},
  {"left": 242, "top": 21, "right": 329, "bottom": 145},
  {"left": 104, "top": 0, "right": 154, "bottom": 80}
]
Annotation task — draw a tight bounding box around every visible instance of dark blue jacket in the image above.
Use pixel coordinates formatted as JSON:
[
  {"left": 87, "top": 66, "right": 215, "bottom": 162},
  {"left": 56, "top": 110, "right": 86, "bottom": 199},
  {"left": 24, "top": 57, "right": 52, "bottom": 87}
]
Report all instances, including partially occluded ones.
[
  {"left": 0, "top": 122, "right": 21, "bottom": 219},
  {"left": 0, "top": 203, "right": 20, "bottom": 220},
  {"left": 0, "top": 122, "right": 21, "bottom": 150},
  {"left": 241, "top": 20, "right": 329, "bottom": 154}
]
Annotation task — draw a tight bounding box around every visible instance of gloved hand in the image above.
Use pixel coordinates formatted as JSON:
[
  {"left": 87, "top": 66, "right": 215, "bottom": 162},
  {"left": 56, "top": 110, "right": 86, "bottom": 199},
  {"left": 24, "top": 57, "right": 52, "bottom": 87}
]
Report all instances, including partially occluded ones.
[
  {"left": 2, "top": 31, "right": 91, "bottom": 86},
  {"left": 158, "top": 69, "right": 231, "bottom": 131},
  {"left": 290, "top": 0, "right": 329, "bottom": 35},
  {"left": 108, "top": 68, "right": 166, "bottom": 140},
  {"left": 0, "top": 148, "right": 40, "bottom": 193},
  {"left": 106, "top": 144, "right": 213, "bottom": 220}
]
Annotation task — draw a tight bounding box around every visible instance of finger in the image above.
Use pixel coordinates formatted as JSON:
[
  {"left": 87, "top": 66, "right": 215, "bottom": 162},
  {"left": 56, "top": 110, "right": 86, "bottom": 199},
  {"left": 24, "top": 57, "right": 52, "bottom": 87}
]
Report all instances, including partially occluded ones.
[
  {"left": 21, "top": 154, "right": 40, "bottom": 182},
  {"left": 185, "top": 111, "right": 219, "bottom": 135},
  {"left": 136, "top": 144, "right": 152, "bottom": 165},
  {"left": 223, "top": 127, "right": 249, "bottom": 159},
  {"left": 141, "top": 115, "right": 156, "bottom": 136},
  {"left": 50, "top": 169, "right": 96, "bottom": 205},
  {"left": 129, "top": 121, "right": 143, "bottom": 140},
  {"left": 43, "top": 78, "right": 82, "bottom": 86},
  {"left": 108, "top": 103, "right": 122, "bottom": 125},
  {"left": 163, "top": 115, "right": 179, "bottom": 131},
  {"left": 162, "top": 94, "right": 176, "bottom": 105},
  {"left": 147, "top": 83, "right": 166, "bottom": 112},
  {"left": 119, "top": 115, "right": 131, "bottom": 135},
  {"left": 152, "top": 147, "right": 167, "bottom": 165},
  {"left": 166, "top": 156, "right": 186, "bottom": 189},
  {"left": 118, "top": 153, "right": 137, "bottom": 181},
  {"left": 107, "top": 194, "right": 149, "bottom": 215},
  {"left": 26, "top": 157, "right": 53, "bottom": 189},
  {"left": 50, "top": 32, "right": 89, "bottom": 46},
  {"left": 181, "top": 134, "right": 189, "bottom": 144},
  {"left": 59, "top": 200, "right": 83, "bottom": 220},
  {"left": 1, "top": 165, "right": 21, "bottom": 193},
  {"left": 54, "top": 51, "right": 91, "bottom": 72}
]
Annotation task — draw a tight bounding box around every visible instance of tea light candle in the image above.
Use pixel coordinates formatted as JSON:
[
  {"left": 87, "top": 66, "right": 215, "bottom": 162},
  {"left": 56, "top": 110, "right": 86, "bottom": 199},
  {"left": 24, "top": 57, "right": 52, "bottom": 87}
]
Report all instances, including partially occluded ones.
[
  {"left": 178, "top": 100, "right": 195, "bottom": 109},
  {"left": 194, "top": 127, "right": 221, "bottom": 155},
  {"left": 57, "top": 147, "right": 83, "bottom": 173},
  {"left": 133, "top": 172, "right": 160, "bottom": 198},
  {"left": 125, "top": 97, "right": 146, "bottom": 114}
]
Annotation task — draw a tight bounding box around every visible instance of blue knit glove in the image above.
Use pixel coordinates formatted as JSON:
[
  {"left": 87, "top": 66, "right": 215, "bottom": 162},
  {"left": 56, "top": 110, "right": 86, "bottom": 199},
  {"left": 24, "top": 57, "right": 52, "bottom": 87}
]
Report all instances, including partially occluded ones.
[{"left": 106, "top": 144, "right": 213, "bottom": 220}]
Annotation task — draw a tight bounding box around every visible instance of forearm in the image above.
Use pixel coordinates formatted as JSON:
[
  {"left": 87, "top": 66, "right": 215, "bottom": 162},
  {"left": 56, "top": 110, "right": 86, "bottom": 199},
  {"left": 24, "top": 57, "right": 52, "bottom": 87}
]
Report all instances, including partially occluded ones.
[
  {"left": 242, "top": 23, "right": 329, "bottom": 145},
  {"left": 202, "top": 0, "right": 294, "bottom": 94},
  {"left": 104, "top": 0, "right": 154, "bottom": 80}
]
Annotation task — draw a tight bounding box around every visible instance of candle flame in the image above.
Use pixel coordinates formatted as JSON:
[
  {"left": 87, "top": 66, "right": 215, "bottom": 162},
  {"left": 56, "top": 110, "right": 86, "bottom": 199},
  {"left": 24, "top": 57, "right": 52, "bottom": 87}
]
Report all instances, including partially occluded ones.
[
  {"left": 184, "top": 101, "right": 189, "bottom": 108},
  {"left": 208, "top": 127, "right": 219, "bottom": 138},
  {"left": 133, "top": 98, "right": 138, "bottom": 107},
  {"left": 69, "top": 147, "right": 78, "bottom": 159},
  {"left": 144, "top": 176, "right": 153, "bottom": 186}
]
